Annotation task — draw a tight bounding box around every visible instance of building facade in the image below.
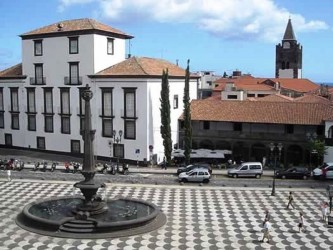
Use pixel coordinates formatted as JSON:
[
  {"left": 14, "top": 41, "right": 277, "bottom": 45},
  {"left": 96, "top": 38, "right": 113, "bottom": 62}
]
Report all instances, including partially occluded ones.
[{"left": 0, "top": 19, "right": 198, "bottom": 165}]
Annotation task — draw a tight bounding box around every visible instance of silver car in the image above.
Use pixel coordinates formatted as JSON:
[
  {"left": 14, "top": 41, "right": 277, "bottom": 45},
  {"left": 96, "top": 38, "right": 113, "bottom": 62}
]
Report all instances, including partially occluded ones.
[
  {"left": 227, "top": 162, "right": 263, "bottom": 178},
  {"left": 178, "top": 168, "right": 211, "bottom": 183}
]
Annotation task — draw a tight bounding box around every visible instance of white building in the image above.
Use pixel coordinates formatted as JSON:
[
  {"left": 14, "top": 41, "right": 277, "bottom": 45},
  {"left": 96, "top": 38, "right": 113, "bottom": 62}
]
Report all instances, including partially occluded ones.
[{"left": 0, "top": 18, "right": 199, "bottom": 165}]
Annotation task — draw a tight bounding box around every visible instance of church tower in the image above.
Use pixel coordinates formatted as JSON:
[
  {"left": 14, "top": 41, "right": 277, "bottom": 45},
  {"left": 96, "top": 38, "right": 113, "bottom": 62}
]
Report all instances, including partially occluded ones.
[{"left": 275, "top": 19, "right": 302, "bottom": 78}]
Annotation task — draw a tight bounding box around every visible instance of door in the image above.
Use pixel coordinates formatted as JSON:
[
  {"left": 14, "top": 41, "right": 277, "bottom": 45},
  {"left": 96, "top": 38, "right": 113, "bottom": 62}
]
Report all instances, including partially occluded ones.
[{"left": 239, "top": 165, "right": 249, "bottom": 177}]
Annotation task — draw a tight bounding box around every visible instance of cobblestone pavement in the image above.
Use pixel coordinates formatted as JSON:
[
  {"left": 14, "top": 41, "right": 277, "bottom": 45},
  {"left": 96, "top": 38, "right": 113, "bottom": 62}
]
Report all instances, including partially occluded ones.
[{"left": 0, "top": 179, "right": 332, "bottom": 249}]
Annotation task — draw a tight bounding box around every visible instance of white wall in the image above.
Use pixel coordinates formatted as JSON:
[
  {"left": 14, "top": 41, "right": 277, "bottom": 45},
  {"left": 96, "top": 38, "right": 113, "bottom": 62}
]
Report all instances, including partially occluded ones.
[{"left": 93, "top": 34, "right": 126, "bottom": 73}]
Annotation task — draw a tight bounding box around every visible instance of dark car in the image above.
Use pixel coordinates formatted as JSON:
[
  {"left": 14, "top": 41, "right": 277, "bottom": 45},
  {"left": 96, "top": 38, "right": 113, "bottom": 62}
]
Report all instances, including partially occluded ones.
[
  {"left": 177, "top": 163, "right": 212, "bottom": 175},
  {"left": 275, "top": 167, "right": 311, "bottom": 180}
]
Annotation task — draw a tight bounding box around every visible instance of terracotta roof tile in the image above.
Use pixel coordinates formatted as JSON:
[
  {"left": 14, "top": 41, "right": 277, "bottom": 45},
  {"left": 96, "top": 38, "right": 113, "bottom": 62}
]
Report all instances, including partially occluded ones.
[
  {"left": 20, "top": 18, "right": 133, "bottom": 39},
  {"left": 294, "top": 94, "right": 332, "bottom": 104},
  {"left": 214, "top": 76, "right": 319, "bottom": 93},
  {"left": 250, "top": 94, "right": 293, "bottom": 102},
  {"left": 0, "top": 63, "right": 23, "bottom": 78},
  {"left": 189, "top": 99, "right": 333, "bottom": 125},
  {"left": 94, "top": 57, "right": 198, "bottom": 78}
]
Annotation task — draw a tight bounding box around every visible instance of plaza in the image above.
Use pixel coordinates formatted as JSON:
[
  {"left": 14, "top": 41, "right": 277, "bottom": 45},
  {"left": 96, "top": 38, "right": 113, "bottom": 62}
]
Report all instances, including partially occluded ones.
[{"left": 0, "top": 178, "right": 332, "bottom": 249}]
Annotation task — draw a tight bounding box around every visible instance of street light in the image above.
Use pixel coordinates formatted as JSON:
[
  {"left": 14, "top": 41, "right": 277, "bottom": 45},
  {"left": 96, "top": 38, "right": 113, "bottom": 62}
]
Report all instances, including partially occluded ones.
[
  {"left": 306, "top": 132, "right": 317, "bottom": 171},
  {"left": 269, "top": 142, "right": 283, "bottom": 196},
  {"left": 112, "top": 129, "right": 123, "bottom": 171}
]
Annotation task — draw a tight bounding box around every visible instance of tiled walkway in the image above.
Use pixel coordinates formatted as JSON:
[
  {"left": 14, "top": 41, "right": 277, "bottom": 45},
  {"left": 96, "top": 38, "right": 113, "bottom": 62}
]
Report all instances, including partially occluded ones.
[{"left": 0, "top": 179, "right": 332, "bottom": 249}]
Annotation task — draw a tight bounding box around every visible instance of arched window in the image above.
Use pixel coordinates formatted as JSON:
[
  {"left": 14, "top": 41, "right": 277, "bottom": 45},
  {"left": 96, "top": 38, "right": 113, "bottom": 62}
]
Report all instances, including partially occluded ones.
[
  {"left": 282, "top": 61, "right": 285, "bottom": 70},
  {"left": 286, "top": 62, "right": 290, "bottom": 69}
]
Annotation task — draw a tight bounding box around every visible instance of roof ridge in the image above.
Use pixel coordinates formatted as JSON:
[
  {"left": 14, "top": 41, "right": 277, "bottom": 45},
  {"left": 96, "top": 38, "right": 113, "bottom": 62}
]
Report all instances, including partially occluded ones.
[{"left": 134, "top": 57, "right": 149, "bottom": 75}]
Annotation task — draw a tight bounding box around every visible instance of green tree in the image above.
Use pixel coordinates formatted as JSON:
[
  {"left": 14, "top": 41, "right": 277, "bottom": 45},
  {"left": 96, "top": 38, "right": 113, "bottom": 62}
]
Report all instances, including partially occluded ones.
[
  {"left": 309, "top": 139, "right": 327, "bottom": 166},
  {"left": 223, "top": 71, "right": 228, "bottom": 78},
  {"left": 160, "top": 69, "right": 172, "bottom": 167},
  {"left": 183, "top": 59, "right": 192, "bottom": 164}
]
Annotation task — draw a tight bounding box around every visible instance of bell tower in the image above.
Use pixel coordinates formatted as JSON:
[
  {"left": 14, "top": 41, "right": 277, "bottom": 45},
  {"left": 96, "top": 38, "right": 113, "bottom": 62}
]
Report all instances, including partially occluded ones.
[{"left": 275, "top": 19, "right": 302, "bottom": 78}]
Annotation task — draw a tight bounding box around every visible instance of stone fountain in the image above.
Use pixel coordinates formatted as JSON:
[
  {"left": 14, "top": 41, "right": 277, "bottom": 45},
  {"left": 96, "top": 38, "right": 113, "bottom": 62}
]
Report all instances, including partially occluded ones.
[{"left": 16, "top": 85, "right": 166, "bottom": 238}]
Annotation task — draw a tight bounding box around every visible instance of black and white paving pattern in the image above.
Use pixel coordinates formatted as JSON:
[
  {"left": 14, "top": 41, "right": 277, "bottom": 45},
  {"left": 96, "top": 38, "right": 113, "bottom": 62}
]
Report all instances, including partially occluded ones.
[{"left": 0, "top": 179, "right": 332, "bottom": 249}]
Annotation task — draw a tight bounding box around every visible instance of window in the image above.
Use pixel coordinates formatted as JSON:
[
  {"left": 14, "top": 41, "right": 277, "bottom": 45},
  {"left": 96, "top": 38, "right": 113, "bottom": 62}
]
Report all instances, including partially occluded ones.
[
  {"left": 71, "top": 140, "right": 80, "bottom": 154},
  {"left": 27, "top": 88, "right": 36, "bottom": 113},
  {"left": 10, "top": 88, "right": 19, "bottom": 130},
  {"left": 60, "top": 88, "right": 70, "bottom": 134},
  {"left": 125, "top": 120, "right": 136, "bottom": 139},
  {"left": 173, "top": 95, "right": 178, "bottom": 109},
  {"left": 34, "top": 40, "right": 43, "bottom": 56},
  {"left": 0, "top": 88, "right": 4, "bottom": 128},
  {"left": 5, "top": 134, "right": 12, "bottom": 146},
  {"left": 68, "top": 62, "right": 80, "bottom": 85},
  {"left": 124, "top": 89, "right": 136, "bottom": 118},
  {"left": 44, "top": 88, "right": 53, "bottom": 133},
  {"left": 233, "top": 122, "right": 242, "bottom": 132},
  {"left": 60, "top": 88, "right": 70, "bottom": 114},
  {"left": 34, "top": 64, "right": 44, "bottom": 85},
  {"left": 27, "top": 88, "right": 36, "bottom": 131},
  {"left": 107, "top": 38, "right": 114, "bottom": 55},
  {"left": 69, "top": 37, "right": 79, "bottom": 54},
  {"left": 203, "top": 121, "right": 210, "bottom": 130},
  {"left": 101, "top": 88, "right": 113, "bottom": 137},
  {"left": 28, "top": 115, "right": 36, "bottom": 131},
  {"left": 285, "top": 125, "right": 294, "bottom": 134},
  {"left": 227, "top": 95, "right": 238, "bottom": 99},
  {"left": 123, "top": 88, "right": 137, "bottom": 139},
  {"left": 78, "top": 88, "right": 85, "bottom": 131},
  {"left": 37, "top": 137, "right": 45, "bottom": 150}
]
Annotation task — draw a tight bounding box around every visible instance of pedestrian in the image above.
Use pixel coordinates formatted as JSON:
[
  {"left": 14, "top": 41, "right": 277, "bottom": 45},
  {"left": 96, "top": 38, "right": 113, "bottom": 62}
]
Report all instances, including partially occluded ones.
[
  {"left": 260, "top": 219, "right": 271, "bottom": 243},
  {"left": 298, "top": 212, "right": 306, "bottom": 233},
  {"left": 7, "top": 169, "right": 11, "bottom": 181},
  {"left": 263, "top": 210, "right": 270, "bottom": 226},
  {"left": 286, "top": 191, "right": 295, "bottom": 209},
  {"left": 321, "top": 202, "right": 328, "bottom": 222}
]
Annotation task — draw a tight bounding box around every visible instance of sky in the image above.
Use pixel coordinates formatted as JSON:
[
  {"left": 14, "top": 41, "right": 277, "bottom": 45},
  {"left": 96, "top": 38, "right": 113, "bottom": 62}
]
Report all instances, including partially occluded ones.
[{"left": 0, "top": 0, "right": 332, "bottom": 83}]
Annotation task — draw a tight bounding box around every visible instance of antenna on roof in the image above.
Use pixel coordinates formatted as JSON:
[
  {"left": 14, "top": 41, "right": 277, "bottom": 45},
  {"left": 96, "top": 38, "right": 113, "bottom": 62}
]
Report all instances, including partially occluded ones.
[{"left": 127, "top": 39, "right": 132, "bottom": 58}]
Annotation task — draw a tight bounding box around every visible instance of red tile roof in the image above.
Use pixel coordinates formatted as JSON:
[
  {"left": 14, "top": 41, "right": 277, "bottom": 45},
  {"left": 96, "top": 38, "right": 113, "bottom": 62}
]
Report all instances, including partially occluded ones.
[
  {"left": 294, "top": 94, "right": 332, "bottom": 104},
  {"left": 20, "top": 18, "right": 133, "bottom": 39},
  {"left": 214, "top": 76, "right": 319, "bottom": 93},
  {"left": 249, "top": 94, "right": 293, "bottom": 102},
  {"left": 188, "top": 99, "right": 333, "bottom": 125},
  {"left": 0, "top": 64, "right": 24, "bottom": 78},
  {"left": 92, "top": 57, "right": 199, "bottom": 78}
]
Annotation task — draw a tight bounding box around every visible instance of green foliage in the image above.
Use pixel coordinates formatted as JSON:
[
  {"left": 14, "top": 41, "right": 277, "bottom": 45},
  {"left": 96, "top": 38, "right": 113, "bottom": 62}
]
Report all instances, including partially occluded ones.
[
  {"left": 160, "top": 69, "right": 172, "bottom": 166},
  {"left": 223, "top": 71, "right": 228, "bottom": 78},
  {"left": 183, "top": 59, "right": 192, "bottom": 164},
  {"left": 309, "top": 139, "right": 327, "bottom": 165}
]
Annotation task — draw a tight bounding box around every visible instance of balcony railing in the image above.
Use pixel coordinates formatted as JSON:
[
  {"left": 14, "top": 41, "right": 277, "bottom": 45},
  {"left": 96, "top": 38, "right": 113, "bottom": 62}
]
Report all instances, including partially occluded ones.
[
  {"left": 30, "top": 77, "right": 46, "bottom": 85},
  {"left": 64, "top": 76, "right": 82, "bottom": 86}
]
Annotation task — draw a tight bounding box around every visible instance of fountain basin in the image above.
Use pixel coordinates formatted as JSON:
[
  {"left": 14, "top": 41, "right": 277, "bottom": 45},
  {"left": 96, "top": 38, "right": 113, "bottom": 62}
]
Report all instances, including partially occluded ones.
[{"left": 16, "top": 196, "right": 166, "bottom": 239}]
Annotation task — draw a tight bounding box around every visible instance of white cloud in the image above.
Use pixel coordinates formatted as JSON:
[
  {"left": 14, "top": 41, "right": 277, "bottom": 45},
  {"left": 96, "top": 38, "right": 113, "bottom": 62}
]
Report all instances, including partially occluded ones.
[{"left": 58, "top": 0, "right": 329, "bottom": 42}]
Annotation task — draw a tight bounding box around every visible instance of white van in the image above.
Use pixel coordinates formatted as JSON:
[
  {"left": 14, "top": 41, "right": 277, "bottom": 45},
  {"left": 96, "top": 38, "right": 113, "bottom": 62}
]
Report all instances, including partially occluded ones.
[{"left": 227, "top": 162, "right": 263, "bottom": 178}]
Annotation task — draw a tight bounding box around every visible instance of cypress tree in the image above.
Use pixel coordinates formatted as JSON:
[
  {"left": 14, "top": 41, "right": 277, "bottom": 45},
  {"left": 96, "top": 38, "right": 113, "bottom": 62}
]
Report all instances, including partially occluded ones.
[
  {"left": 183, "top": 59, "right": 192, "bottom": 165},
  {"left": 160, "top": 69, "right": 172, "bottom": 167}
]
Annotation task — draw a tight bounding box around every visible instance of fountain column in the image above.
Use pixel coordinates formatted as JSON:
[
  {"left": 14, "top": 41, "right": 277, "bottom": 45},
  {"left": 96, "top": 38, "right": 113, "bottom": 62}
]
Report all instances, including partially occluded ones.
[{"left": 74, "top": 84, "right": 106, "bottom": 215}]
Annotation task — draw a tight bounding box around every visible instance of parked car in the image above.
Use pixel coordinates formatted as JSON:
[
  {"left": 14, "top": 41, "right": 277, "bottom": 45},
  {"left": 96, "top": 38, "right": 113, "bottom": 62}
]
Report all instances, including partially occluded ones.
[
  {"left": 275, "top": 167, "right": 311, "bottom": 179},
  {"left": 313, "top": 162, "right": 333, "bottom": 179},
  {"left": 177, "top": 163, "right": 212, "bottom": 175},
  {"left": 178, "top": 168, "right": 211, "bottom": 183},
  {"left": 227, "top": 162, "right": 263, "bottom": 178}
]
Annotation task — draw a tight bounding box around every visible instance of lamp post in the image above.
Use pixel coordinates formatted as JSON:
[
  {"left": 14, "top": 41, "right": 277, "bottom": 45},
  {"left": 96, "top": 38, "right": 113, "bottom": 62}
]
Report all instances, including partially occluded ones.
[
  {"left": 306, "top": 132, "right": 317, "bottom": 171},
  {"left": 112, "top": 129, "right": 123, "bottom": 171},
  {"left": 269, "top": 142, "right": 283, "bottom": 196}
]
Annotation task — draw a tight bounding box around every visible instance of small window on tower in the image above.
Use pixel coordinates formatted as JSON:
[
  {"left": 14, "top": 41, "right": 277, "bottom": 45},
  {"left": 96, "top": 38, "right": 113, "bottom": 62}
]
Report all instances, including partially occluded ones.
[{"left": 283, "top": 42, "right": 290, "bottom": 49}]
